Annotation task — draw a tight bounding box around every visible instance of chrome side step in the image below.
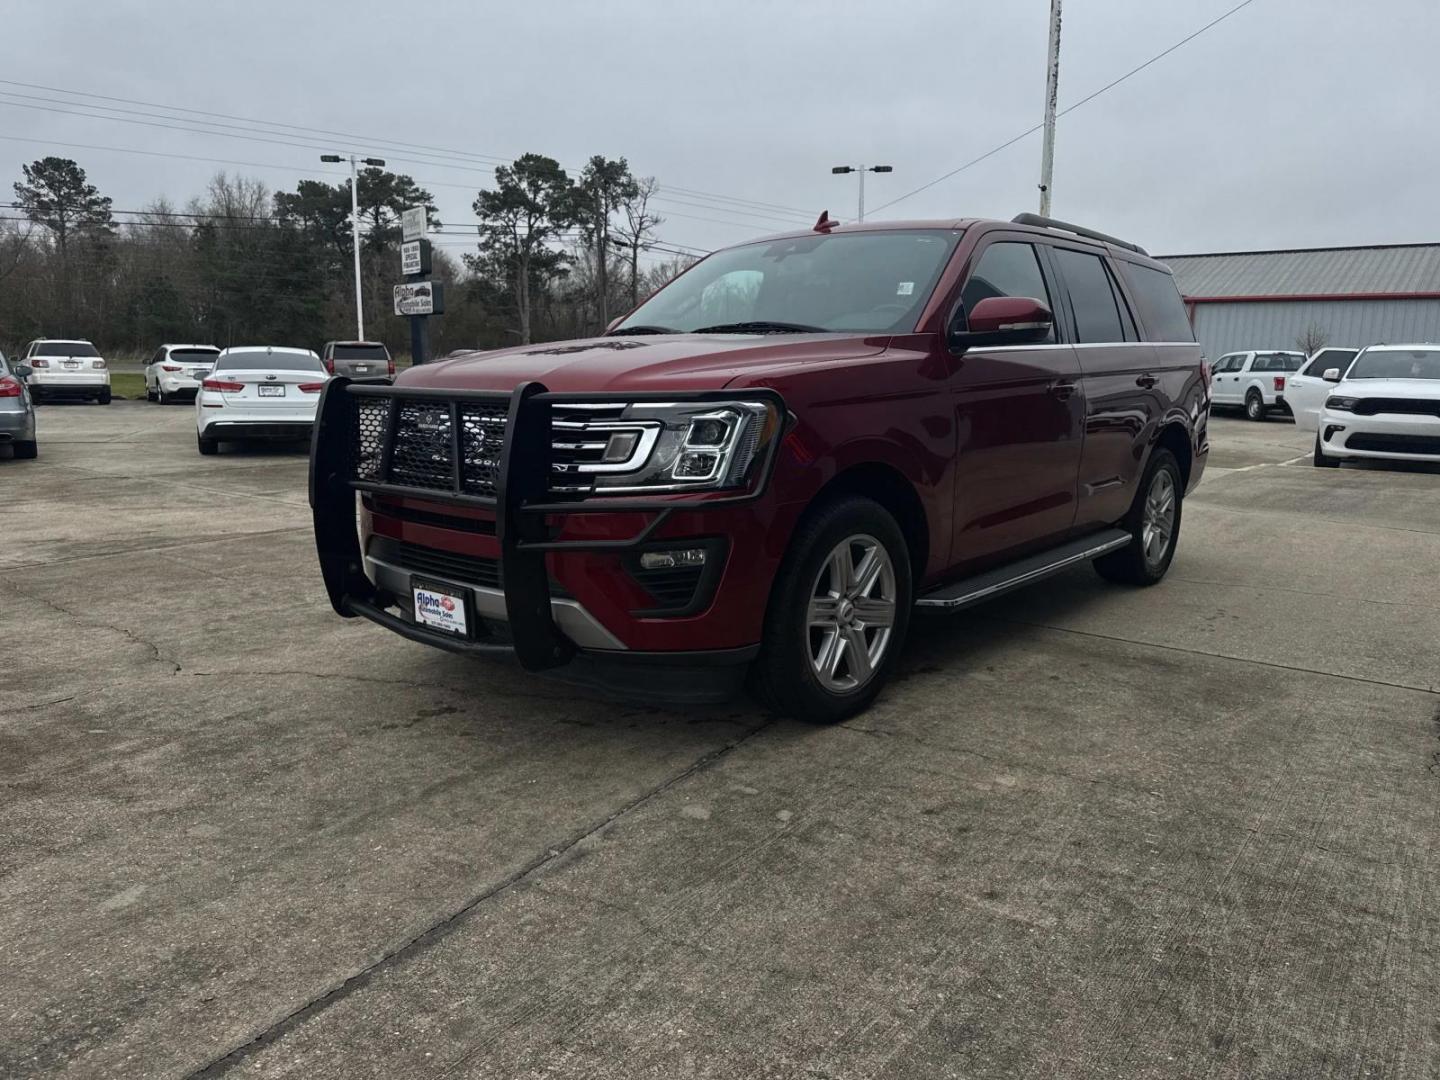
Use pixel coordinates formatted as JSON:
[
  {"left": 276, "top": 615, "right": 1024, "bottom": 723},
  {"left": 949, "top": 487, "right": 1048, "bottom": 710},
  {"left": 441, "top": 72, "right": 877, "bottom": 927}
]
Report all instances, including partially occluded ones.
[{"left": 915, "top": 528, "right": 1132, "bottom": 611}]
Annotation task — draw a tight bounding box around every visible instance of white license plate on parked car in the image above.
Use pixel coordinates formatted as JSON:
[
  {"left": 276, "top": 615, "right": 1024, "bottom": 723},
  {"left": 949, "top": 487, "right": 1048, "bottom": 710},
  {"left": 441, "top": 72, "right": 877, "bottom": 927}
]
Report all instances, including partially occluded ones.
[
  {"left": 63, "top": 361, "right": 80, "bottom": 369},
  {"left": 412, "top": 580, "right": 470, "bottom": 637},
  {"left": 257, "top": 384, "right": 285, "bottom": 397},
  {"left": 354, "top": 364, "right": 369, "bottom": 373}
]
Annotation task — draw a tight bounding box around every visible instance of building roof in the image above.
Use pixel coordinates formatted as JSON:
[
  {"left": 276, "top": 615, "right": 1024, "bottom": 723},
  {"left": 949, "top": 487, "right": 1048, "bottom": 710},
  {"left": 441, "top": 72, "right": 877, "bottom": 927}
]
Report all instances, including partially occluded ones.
[{"left": 1157, "top": 243, "right": 1440, "bottom": 301}]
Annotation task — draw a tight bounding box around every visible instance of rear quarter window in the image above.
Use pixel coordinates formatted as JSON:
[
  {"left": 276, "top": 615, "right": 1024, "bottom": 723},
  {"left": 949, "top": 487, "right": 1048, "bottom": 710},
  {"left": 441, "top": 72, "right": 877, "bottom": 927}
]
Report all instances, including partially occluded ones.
[{"left": 1117, "top": 263, "right": 1194, "bottom": 344}]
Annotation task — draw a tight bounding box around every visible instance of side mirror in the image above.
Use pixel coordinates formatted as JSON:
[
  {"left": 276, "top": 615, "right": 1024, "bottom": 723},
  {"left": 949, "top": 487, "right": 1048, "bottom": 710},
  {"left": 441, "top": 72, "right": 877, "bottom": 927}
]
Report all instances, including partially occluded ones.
[
  {"left": 15, "top": 364, "right": 32, "bottom": 378},
  {"left": 1322, "top": 367, "right": 1342, "bottom": 382},
  {"left": 948, "top": 296, "right": 1053, "bottom": 350}
]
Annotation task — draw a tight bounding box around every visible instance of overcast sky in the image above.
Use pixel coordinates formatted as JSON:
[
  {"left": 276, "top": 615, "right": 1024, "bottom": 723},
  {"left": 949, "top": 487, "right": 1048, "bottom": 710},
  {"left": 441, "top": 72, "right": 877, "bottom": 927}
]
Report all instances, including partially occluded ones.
[{"left": 4, "top": 0, "right": 1437, "bottom": 262}]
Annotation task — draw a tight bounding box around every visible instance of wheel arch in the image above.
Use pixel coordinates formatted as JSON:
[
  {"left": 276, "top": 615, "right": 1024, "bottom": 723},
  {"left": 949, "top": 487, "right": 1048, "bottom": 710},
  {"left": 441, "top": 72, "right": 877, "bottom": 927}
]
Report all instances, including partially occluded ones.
[
  {"left": 801, "top": 461, "right": 930, "bottom": 583},
  {"left": 1153, "top": 419, "right": 1194, "bottom": 490}
]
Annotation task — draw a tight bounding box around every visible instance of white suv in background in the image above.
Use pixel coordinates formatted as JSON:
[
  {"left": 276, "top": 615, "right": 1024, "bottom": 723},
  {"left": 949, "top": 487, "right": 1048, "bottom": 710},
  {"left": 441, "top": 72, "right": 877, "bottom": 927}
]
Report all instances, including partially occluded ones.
[
  {"left": 1209, "top": 350, "right": 1306, "bottom": 421},
  {"left": 145, "top": 344, "right": 220, "bottom": 404},
  {"left": 1287, "top": 347, "right": 1360, "bottom": 433},
  {"left": 1314, "top": 344, "right": 1440, "bottom": 468},
  {"left": 19, "top": 339, "right": 111, "bottom": 404}
]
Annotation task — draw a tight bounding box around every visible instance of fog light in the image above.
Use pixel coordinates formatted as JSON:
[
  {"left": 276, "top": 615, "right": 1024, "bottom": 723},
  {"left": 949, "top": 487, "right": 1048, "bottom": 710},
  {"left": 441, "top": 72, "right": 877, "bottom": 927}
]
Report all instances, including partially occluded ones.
[
  {"left": 673, "top": 450, "right": 720, "bottom": 479},
  {"left": 640, "top": 548, "right": 708, "bottom": 570},
  {"left": 602, "top": 430, "right": 641, "bottom": 463}
]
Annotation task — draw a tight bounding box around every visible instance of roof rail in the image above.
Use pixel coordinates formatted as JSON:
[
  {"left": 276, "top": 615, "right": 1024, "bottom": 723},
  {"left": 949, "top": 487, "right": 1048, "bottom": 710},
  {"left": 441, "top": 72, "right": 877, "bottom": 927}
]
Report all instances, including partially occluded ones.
[{"left": 1010, "top": 213, "right": 1148, "bottom": 256}]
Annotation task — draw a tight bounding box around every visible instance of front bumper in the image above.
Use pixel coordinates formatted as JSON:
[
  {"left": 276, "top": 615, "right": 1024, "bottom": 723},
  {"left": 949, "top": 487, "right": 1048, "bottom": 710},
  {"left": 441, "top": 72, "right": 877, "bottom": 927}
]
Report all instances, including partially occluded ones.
[
  {"left": 310, "top": 379, "right": 788, "bottom": 670},
  {"left": 1318, "top": 411, "right": 1440, "bottom": 461}
]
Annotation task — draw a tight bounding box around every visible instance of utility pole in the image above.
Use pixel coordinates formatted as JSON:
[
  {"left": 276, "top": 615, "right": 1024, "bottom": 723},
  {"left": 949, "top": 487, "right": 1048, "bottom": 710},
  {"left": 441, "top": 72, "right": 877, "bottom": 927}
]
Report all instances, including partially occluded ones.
[
  {"left": 320, "top": 153, "right": 386, "bottom": 340},
  {"left": 1038, "top": 0, "right": 1063, "bottom": 216},
  {"left": 831, "top": 164, "right": 893, "bottom": 223}
]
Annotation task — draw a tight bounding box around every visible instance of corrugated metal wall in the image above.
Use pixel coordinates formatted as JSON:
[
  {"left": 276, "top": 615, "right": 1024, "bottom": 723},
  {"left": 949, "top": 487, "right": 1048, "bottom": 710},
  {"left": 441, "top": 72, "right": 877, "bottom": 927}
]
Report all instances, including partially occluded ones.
[{"left": 1190, "top": 298, "right": 1440, "bottom": 358}]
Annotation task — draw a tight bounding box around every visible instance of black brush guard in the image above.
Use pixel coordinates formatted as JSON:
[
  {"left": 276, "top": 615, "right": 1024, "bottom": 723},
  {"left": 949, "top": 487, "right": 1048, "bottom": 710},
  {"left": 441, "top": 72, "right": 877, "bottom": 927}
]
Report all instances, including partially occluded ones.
[{"left": 309, "top": 377, "right": 785, "bottom": 670}]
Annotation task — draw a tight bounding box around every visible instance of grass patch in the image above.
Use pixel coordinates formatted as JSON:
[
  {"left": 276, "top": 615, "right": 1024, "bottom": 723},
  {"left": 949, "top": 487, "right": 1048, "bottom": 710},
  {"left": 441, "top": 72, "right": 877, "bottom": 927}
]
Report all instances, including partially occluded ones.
[{"left": 109, "top": 373, "right": 147, "bottom": 400}]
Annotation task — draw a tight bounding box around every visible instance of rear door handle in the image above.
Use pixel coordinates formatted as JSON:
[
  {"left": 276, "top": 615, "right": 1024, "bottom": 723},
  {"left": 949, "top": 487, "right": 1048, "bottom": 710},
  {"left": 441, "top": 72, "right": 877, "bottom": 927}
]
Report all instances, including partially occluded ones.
[
  {"left": 1136, "top": 373, "right": 1158, "bottom": 389},
  {"left": 1048, "top": 379, "right": 1078, "bottom": 400}
]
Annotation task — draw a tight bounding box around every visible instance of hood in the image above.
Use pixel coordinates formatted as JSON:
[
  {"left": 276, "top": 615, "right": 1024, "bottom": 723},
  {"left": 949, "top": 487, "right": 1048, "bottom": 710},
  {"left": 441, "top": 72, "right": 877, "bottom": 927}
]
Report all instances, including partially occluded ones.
[
  {"left": 395, "top": 333, "right": 889, "bottom": 394},
  {"left": 1336, "top": 378, "right": 1440, "bottom": 400}
]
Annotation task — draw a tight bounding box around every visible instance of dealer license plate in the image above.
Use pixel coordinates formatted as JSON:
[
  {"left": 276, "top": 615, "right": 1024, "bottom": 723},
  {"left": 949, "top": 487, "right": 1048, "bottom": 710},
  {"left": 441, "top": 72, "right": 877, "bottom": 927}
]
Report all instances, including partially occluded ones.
[
  {"left": 257, "top": 384, "right": 285, "bottom": 397},
  {"left": 412, "top": 579, "right": 470, "bottom": 638}
]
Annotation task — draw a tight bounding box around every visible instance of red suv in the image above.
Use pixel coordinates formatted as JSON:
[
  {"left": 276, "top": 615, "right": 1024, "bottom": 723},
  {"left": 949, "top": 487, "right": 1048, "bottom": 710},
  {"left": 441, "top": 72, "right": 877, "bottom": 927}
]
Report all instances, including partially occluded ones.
[{"left": 310, "top": 213, "right": 1208, "bottom": 722}]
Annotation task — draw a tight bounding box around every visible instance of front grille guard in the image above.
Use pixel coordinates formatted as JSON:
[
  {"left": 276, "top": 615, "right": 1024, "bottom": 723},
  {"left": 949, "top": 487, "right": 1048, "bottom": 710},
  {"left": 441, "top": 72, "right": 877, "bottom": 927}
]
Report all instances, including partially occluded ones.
[{"left": 309, "top": 377, "right": 787, "bottom": 669}]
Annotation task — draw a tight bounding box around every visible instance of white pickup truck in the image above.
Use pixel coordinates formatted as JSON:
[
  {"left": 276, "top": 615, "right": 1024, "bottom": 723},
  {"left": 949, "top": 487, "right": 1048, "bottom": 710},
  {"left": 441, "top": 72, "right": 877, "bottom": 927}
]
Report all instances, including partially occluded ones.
[{"left": 1209, "top": 350, "right": 1306, "bottom": 421}]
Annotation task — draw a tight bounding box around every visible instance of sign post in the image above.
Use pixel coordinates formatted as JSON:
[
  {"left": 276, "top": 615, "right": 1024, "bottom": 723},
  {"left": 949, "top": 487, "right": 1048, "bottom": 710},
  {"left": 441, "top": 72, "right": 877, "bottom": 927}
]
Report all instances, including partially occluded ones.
[{"left": 397, "top": 206, "right": 436, "bottom": 365}]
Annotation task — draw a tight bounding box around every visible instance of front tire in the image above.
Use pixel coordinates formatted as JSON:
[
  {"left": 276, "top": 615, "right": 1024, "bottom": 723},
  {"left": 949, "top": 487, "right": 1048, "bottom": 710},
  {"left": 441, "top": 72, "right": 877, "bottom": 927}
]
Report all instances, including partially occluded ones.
[
  {"left": 1245, "top": 391, "right": 1266, "bottom": 421},
  {"left": 1313, "top": 433, "right": 1339, "bottom": 468},
  {"left": 197, "top": 433, "right": 218, "bottom": 456},
  {"left": 12, "top": 440, "right": 37, "bottom": 460},
  {"left": 751, "top": 496, "right": 912, "bottom": 724},
  {"left": 1095, "top": 449, "right": 1182, "bottom": 586}
]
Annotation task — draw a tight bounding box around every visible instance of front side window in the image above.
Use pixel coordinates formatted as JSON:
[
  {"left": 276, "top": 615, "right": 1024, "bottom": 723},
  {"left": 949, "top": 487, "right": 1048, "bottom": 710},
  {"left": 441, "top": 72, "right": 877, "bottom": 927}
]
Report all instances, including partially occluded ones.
[
  {"left": 1346, "top": 348, "right": 1440, "bottom": 380},
  {"left": 615, "top": 230, "right": 961, "bottom": 335},
  {"left": 1052, "top": 248, "right": 1124, "bottom": 344},
  {"left": 1301, "top": 349, "right": 1357, "bottom": 378},
  {"left": 959, "top": 242, "right": 1056, "bottom": 343}
]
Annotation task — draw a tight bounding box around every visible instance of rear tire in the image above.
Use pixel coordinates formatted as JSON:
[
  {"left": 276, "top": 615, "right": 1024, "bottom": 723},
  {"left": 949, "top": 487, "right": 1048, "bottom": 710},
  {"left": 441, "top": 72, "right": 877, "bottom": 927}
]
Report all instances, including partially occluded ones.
[
  {"left": 197, "top": 433, "right": 218, "bottom": 456},
  {"left": 12, "top": 440, "right": 37, "bottom": 460},
  {"left": 98, "top": 387, "right": 112, "bottom": 405},
  {"left": 1245, "top": 390, "right": 1266, "bottom": 421},
  {"left": 1094, "top": 449, "right": 1182, "bottom": 586},
  {"left": 750, "top": 495, "right": 912, "bottom": 724},
  {"left": 158, "top": 386, "right": 171, "bottom": 405},
  {"left": 1313, "top": 433, "right": 1339, "bottom": 468}
]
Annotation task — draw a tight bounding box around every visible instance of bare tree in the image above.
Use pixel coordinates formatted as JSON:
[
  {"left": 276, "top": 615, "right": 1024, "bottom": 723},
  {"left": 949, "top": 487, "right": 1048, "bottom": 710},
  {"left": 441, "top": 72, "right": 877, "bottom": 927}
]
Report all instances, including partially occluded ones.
[
  {"left": 1296, "top": 323, "right": 1329, "bottom": 356},
  {"left": 616, "top": 177, "right": 664, "bottom": 309},
  {"left": 0, "top": 218, "right": 32, "bottom": 284}
]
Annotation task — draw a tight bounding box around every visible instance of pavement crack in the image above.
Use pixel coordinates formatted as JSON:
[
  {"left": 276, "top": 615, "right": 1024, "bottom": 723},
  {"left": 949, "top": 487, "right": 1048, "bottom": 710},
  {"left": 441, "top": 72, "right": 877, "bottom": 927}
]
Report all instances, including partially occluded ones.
[
  {"left": 181, "top": 717, "right": 776, "bottom": 1079},
  {"left": 0, "top": 575, "right": 182, "bottom": 674}
]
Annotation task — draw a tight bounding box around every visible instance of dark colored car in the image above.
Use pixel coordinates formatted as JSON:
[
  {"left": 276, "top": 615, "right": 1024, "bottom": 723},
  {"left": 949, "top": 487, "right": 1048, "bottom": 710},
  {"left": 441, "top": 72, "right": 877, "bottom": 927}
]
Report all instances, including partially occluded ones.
[
  {"left": 0, "top": 351, "right": 38, "bottom": 458},
  {"left": 309, "top": 214, "right": 1208, "bottom": 722},
  {"left": 321, "top": 341, "right": 394, "bottom": 380}
]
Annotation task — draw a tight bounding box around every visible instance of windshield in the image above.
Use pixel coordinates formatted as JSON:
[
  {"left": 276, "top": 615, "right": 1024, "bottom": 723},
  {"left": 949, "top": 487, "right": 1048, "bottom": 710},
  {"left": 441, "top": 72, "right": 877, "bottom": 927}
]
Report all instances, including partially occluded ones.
[
  {"left": 1347, "top": 348, "right": 1440, "bottom": 380},
  {"left": 36, "top": 341, "right": 100, "bottom": 358},
  {"left": 214, "top": 351, "right": 324, "bottom": 373},
  {"left": 615, "top": 229, "right": 961, "bottom": 335},
  {"left": 172, "top": 349, "right": 219, "bottom": 363},
  {"left": 334, "top": 345, "right": 389, "bottom": 360}
]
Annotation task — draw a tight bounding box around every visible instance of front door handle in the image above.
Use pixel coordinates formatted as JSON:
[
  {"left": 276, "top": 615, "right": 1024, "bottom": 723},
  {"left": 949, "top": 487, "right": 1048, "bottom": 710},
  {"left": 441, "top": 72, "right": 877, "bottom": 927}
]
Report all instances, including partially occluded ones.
[
  {"left": 1048, "top": 379, "right": 1078, "bottom": 400},
  {"left": 1136, "top": 373, "right": 1158, "bottom": 389}
]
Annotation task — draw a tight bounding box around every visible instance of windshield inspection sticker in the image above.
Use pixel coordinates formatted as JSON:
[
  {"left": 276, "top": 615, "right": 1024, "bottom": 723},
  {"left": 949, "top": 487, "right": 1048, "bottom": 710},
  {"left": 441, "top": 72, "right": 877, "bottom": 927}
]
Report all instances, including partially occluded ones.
[{"left": 896, "top": 281, "right": 915, "bottom": 296}]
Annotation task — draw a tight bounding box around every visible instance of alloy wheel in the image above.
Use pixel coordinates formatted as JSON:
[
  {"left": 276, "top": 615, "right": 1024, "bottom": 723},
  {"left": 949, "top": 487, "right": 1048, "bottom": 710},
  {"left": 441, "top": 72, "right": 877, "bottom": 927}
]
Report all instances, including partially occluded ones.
[
  {"left": 1141, "top": 469, "right": 1177, "bottom": 567},
  {"left": 806, "top": 534, "right": 897, "bottom": 693}
]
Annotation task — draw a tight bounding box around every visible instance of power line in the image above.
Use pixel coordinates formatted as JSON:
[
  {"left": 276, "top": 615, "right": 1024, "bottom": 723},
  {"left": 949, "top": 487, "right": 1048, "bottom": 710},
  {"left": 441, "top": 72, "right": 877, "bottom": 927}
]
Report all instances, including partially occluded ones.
[{"left": 868, "top": 0, "right": 1262, "bottom": 216}]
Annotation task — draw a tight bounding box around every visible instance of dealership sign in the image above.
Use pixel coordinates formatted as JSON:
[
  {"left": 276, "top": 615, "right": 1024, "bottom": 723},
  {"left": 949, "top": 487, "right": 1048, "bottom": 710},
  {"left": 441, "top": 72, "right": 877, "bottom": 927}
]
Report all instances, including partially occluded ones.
[{"left": 394, "top": 281, "right": 445, "bottom": 316}]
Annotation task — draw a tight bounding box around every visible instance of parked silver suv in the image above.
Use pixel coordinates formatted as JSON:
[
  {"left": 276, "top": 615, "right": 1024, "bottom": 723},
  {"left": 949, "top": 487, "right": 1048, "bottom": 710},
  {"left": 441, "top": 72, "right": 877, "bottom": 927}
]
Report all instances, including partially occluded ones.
[{"left": 320, "top": 341, "right": 393, "bottom": 380}]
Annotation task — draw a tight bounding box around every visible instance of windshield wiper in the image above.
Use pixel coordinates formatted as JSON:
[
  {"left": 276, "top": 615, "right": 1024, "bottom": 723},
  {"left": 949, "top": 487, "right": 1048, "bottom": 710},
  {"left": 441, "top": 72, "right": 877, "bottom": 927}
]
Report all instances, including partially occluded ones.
[
  {"left": 607, "top": 325, "right": 679, "bottom": 336},
  {"left": 691, "top": 321, "right": 828, "bottom": 334}
]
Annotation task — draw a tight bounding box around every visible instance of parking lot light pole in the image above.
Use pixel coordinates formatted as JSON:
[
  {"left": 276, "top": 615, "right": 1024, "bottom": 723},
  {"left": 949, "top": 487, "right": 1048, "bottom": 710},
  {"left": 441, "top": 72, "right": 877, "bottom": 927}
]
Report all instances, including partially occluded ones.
[
  {"left": 831, "top": 165, "right": 893, "bottom": 223},
  {"left": 321, "top": 154, "right": 386, "bottom": 341}
]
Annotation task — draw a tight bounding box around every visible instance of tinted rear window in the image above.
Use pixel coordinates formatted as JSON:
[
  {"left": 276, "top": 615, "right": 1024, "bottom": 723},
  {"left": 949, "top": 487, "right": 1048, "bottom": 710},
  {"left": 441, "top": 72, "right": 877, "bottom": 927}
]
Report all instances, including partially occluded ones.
[
  {"left": 1252, "top": 353, "right": 1304, "bottom": 372},
  {"left": 333, "top": 345, "right": 389, "bottom": 360},
  {"left": 172, "top": 349, "right": 219, "bottom": 362},
  {"left": 1117, "top": 263, "right": 1194, "bottom": 343},
  {"left": 36, "top": 341, "right": 100, "bottom": 358},
  {"left": 214, "top": 352, "right": 323, "bottom": 373},
  {"left": 1052, "top": 248, "right": 1125, "bottom": 344}
]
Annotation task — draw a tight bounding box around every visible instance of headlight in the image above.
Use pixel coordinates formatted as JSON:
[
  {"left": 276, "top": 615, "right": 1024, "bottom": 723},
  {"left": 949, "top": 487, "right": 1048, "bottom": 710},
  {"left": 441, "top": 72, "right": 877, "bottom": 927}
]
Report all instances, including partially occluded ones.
[
  {"left": 1325, "top": 396, "right": 1358, "bottom": 412},
  {"left": 550, "top": 399, "right": 783, "bottom": 495}
]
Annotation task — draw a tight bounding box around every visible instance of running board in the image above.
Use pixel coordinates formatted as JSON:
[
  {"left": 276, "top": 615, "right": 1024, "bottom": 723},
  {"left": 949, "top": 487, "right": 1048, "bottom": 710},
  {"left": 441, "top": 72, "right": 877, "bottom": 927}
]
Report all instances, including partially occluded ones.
[{"left": 915, "top": 529, "right": 1132, "bottom": 611}]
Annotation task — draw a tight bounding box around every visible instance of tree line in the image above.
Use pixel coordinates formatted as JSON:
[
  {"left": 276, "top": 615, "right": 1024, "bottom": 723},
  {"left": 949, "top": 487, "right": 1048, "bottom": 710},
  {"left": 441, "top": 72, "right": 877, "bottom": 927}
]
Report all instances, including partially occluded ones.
[{"left": 0, "top": 154, "right": 697, "bottom": 359}]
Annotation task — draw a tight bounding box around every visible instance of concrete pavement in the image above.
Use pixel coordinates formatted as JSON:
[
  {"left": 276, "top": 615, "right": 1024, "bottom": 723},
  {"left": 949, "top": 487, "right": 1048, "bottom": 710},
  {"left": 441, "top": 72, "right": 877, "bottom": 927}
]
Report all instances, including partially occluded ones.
[{"left": 2, "top": 403, "right": 1437, "bottom": 1078}]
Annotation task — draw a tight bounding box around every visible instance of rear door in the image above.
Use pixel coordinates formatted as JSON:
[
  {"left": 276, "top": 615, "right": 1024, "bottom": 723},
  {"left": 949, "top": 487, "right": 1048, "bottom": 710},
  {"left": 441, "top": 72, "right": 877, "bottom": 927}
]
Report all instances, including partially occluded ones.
[
  {"left": 1289, "top": 349, "right": 1358, "bottom": 432},
  {"left": 1048, "top": 245, "right": 1157, "bottom": 529},
  {"left": 948, "top": 236, "right": 1085, "bottom": 567}
]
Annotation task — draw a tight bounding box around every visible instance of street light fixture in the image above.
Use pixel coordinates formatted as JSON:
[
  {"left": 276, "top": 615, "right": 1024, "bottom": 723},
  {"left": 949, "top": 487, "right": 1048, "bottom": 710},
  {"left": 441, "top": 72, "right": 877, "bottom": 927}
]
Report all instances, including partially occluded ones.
[
  {"left": 831, "top": 164, "right": 892, "bottom": 223},
  {"left": 321, "top": 154, "right": 387, "bottom": 340}
]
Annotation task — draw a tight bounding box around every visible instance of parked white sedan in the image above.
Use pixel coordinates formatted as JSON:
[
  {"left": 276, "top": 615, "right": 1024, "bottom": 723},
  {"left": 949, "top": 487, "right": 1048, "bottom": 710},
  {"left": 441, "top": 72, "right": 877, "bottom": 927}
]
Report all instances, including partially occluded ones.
[
  {"left": 1314, "top": 345, "right": 1440, "bottom": 467},
  {"left": 1288, "top": 347, "right": 1359, "bottom": 433},
  {"left": 195, "top": 347, "right": 328, "bottom": 455}
]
